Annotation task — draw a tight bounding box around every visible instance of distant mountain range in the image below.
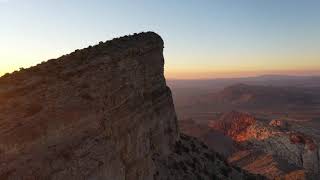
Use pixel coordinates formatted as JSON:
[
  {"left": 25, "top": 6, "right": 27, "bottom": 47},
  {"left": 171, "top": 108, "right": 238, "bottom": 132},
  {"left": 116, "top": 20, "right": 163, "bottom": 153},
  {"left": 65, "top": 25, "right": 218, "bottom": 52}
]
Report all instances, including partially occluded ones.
[
  {"left": 167, "top": 75, "right": 320, "bottom": 90},
  {"left": 169, "top": 77, "right": 320, "bottom": 118},
  {"left": 205, "top": 83, "right": 319, "bottom": 110}
]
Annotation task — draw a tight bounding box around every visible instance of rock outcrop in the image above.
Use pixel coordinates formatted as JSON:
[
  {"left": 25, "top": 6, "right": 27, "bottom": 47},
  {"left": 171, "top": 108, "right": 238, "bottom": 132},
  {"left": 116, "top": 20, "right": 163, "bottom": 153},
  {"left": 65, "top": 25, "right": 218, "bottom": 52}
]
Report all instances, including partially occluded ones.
[
  {"left": 209, "top": 111, "right": 320, "bottom": 179},
  {"left": 0, "top": 32, "right": 178, "bottom": 180},
  {"left": 269, "top": 119, "right": 289, "bottom": 129},
  {"left": 0, "top": 32, "right": 261, "bottom": 179},
  {"left": 154, "top": 134, "right": 264, "bottom": 180},
  {"left": 208, "top": 111, "right": 273, "bottom": 142}
]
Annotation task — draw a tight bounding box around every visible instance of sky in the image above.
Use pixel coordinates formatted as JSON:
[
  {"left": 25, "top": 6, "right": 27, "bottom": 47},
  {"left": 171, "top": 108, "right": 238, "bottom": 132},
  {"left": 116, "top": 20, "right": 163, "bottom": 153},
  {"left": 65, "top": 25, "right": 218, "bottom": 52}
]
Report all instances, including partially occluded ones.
[{"left": 0, "top": 0, "right": 320, "bottom": 79}]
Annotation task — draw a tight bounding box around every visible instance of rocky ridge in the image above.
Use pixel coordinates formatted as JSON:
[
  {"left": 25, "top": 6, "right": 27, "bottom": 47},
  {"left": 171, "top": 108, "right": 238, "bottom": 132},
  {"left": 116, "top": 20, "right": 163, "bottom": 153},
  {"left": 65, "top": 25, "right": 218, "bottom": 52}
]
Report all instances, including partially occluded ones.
[
  {"left": 0, "top": 32, "right": 261, "bottom": 179},
  {"left": 209, "top": 111, "right": 320, "bottom": 179}
]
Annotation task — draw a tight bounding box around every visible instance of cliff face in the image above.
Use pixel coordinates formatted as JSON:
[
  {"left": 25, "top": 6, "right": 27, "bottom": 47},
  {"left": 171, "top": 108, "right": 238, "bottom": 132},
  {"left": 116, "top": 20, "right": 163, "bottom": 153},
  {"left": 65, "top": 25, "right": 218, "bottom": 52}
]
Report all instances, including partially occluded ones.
[
  {"left": 0, "top": 32, "right": 178, "bottom": 179},
  {"left": 0, "top": 32, "right": 262, "bottom": 180}
]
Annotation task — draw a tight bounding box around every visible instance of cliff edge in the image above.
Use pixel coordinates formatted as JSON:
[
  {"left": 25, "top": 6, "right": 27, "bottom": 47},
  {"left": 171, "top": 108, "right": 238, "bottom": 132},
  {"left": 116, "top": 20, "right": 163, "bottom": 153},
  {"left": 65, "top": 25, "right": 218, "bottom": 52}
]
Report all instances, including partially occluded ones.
[{"left": 0, "top": 32, "right": 262, "bottom": 180}]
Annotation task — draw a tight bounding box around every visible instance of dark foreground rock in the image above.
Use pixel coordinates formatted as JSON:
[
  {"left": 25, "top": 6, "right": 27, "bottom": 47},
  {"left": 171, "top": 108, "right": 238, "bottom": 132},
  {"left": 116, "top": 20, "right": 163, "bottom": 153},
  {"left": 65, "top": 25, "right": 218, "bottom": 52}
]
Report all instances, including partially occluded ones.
[{"left": 155, "top": 134, "right": 265, "bottom": 180}]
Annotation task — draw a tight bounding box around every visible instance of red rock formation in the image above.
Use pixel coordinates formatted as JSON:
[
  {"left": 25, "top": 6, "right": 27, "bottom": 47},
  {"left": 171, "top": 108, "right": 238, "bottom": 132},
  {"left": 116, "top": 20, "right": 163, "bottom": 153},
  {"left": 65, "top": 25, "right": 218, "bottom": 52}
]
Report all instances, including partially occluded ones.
[
  {"left": 209, "top": 111, "right": 320, "bottom": 178},
  {"left": 269, "top": 119, "right": 289, "bottom": 129},
  {"left": 289, "top": 132, "right": 317, "bottom": 151},
  {"left": 209, "top": 111, "right": 256, "bottom": 142},
  {"left": 228, "top": 150, "right": 307, "bottom": 179}
]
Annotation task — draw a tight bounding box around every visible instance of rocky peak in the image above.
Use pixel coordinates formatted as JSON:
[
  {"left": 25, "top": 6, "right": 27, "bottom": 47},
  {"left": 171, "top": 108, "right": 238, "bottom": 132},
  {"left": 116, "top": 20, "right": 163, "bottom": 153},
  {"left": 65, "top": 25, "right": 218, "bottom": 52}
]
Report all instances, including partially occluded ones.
[
  {"left": 0, "top": 33, "right": 261, "bottom": 180},
  {"left": 0, "top": 32, "right": 177, "bottom": 179}
]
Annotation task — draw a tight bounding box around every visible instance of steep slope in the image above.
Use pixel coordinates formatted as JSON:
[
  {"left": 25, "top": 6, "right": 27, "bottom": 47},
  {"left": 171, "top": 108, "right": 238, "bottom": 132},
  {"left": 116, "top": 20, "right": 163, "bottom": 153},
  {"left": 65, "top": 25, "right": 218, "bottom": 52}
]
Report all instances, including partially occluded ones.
[
  {"left": 0, "top": 32, "right": 261, "bottom": 179},
  {"left": 179, "top": 119, "right": 236, "bottom": 157},
  {"left": 154, "top": 134, "right": 264, "bottom": 180},
  {"left": 0, "top": 32, "right": 178, "bottom": 179}
]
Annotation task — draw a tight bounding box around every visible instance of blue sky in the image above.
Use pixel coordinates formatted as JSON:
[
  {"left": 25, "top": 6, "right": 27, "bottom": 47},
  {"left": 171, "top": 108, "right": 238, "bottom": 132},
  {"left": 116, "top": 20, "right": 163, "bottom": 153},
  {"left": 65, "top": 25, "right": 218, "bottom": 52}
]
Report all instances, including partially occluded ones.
[{"left": 1, "top": 0, "right": 320, "bottom": 78}]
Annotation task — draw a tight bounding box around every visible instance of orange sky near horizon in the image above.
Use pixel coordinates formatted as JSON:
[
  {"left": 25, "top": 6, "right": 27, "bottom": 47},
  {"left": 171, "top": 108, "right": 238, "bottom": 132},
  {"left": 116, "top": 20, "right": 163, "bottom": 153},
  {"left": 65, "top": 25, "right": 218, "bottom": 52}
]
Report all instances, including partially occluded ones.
[
  {"left": 165, "top": 68, "right": 320, "bottom": 79},
  {"left": 1, "top": 55, "right": 319, "bottom": 80},
  {"left": 1, "top": 1, "right": 320, "bottom": 80}
]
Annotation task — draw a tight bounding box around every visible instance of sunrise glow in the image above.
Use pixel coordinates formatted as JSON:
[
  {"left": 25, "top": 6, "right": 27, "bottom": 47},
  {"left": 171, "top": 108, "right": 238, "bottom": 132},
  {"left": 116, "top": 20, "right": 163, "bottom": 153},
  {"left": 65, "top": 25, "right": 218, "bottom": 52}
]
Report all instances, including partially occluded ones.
[{"left": 1, "top": 0, "right": 320, "bottom": 79}]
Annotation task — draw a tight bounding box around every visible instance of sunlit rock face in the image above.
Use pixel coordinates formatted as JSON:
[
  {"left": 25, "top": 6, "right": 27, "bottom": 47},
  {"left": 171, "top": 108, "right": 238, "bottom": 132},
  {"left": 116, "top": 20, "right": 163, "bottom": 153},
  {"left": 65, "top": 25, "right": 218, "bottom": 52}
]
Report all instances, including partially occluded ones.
[
  {"left": 0, "top": 32, "right": 179, "bottom": 179},
  {"left": 209, "top": 111, "right": 320, "bottom": 179},
  {"left": 269, "top": 119, "right": 289, "bottom": 129},
  {"left": 208, "top": 111, "right": 272, "bottom": 142}
]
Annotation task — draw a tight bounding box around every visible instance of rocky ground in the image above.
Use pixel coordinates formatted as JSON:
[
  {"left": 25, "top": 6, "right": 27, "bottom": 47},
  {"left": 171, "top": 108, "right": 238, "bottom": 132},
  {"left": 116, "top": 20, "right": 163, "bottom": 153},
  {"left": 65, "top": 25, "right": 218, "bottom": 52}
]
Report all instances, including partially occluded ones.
[
  {"left": 155, "top": 134, "right": 265, "bottom": 180},
  {"left": 207, "top": 111, "right": 320, "bottom": 179}
]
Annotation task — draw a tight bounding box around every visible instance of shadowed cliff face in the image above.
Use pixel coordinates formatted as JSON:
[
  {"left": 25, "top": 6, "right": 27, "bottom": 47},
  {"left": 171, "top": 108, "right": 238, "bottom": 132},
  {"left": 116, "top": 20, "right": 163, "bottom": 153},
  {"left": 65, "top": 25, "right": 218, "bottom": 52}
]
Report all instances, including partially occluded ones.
[
  {"left": 0, "top": 32, "right": 179, "bottom": 179},
  {"left": 0, "top": 32, "right": 263, "bottom": 180}
]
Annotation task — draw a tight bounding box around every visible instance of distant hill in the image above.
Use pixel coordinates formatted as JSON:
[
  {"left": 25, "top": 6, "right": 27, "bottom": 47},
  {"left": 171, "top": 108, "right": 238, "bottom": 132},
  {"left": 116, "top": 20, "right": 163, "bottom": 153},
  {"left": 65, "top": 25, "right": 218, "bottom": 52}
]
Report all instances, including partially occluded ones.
[
  {"left": 173, "top": 83, "right": 320, "bottom": 116},
  {"left": 167, "top": 75, "right": 320, "bottom": 91},
  {"left": 168, "top": 75, "right": 320, "bottom": 118},
  {"left": 209, "top": 84, "right": 318, "bottom": 110}
]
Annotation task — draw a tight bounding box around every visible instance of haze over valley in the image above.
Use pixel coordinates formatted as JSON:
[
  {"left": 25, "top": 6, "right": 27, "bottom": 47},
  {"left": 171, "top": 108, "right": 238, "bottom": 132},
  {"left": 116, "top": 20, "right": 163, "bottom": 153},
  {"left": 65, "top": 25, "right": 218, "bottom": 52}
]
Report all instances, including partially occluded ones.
[{"left": 169, "top": 75, "right": 320, "bottom": 179}]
